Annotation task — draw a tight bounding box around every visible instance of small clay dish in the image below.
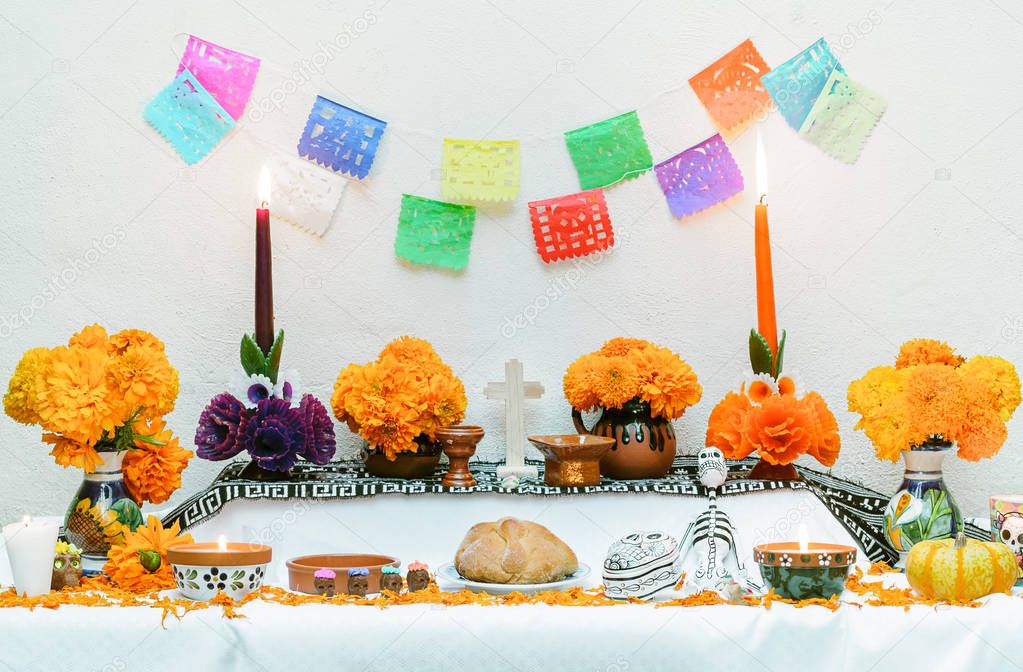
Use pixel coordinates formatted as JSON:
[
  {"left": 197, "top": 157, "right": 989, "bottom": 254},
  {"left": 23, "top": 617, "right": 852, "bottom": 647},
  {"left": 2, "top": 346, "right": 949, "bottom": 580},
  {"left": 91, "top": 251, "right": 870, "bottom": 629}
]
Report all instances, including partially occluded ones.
[
  {"left": 287, "top": 553, "right": 400, "bottom": 595},
  {"left": 528, "top": 435, "right": 615, "bottom": 487}
]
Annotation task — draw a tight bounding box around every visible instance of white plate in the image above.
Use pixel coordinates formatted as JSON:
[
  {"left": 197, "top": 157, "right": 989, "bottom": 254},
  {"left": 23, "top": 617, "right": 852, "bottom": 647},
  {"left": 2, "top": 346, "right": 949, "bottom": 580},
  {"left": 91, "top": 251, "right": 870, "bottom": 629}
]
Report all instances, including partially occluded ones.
[{"left": 436, "top": 562, "right": 591, "bottom": 595}]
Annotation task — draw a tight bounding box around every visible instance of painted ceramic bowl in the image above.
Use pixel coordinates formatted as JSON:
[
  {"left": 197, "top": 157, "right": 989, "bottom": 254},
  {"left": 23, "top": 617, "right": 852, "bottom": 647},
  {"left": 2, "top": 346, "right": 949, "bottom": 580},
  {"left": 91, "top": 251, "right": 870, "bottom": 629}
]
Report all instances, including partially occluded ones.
[
  {"left": 603, "top": 530, "right": 681, "bottom": 600},
  {"left": 168, "top": 542, "right": 272, "bottom": 601},
  {"left": 287, "top": 553, "right": 400, "bottom": 595},
  {"left": 754, "top": 543, "right": 857, "bottom": 600},
  {"left": 172, "top": 562, "right": 269, "bottom": 600}
]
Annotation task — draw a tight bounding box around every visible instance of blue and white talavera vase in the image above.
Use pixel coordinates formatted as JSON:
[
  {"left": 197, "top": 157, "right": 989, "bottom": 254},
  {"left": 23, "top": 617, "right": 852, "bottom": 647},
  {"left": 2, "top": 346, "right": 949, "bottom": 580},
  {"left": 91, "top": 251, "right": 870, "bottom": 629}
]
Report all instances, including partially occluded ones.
[
  {"left": 883, "top": 440, "right": 962, "bottom": 565},
  {"left": 62, "top": 450, "right": 143, "bottom": 575}
]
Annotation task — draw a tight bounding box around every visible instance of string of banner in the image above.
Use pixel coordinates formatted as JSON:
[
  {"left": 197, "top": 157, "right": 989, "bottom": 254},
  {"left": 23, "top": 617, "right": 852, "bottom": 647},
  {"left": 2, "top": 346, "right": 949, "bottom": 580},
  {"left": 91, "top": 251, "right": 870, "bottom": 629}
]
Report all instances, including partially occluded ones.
[{"left": 144, "top": 35, "right": 886, "bottom": 269}]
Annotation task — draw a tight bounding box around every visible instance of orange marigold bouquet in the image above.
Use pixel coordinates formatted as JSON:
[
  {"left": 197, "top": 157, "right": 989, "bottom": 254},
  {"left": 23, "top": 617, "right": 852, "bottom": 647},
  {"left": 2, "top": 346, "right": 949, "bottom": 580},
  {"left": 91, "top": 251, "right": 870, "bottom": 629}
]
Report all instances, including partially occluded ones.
[
  {"left": 331, "top": 337, "right": 467, "bottom": 460},
  {"left": 3, "top": 324, "right": 192, "bottom": 504},
  {"left": 103, "top": 516, "right": 193, "bottom": 592},
  {"left": 705, "top": 330, "right": 840, "bottom": 471},
  {"left": 563, "top": 338, "right": 702, "bottom": 419},
  {"left": 847, "top": 339, "right": 1020, "bottom": 462}
]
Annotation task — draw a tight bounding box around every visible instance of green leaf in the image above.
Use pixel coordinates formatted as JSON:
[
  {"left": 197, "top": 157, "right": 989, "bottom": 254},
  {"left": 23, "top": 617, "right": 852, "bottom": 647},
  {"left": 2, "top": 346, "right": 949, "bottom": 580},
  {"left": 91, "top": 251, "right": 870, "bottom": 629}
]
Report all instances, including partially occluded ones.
[
  {"left": 240, "top": 334, "right": 267, "bottom": 377},
  {"left": 774, "top": 330, "right": 787, "bottom": 378},
  {"left": 749, "top": 329, "right": 774, "bottom": 376},
  {"left": 110, "top": 498, "right": 143, "bottom": 531},
  {"left": 265, "top": 330, "right": 284, "bottom": 384}
]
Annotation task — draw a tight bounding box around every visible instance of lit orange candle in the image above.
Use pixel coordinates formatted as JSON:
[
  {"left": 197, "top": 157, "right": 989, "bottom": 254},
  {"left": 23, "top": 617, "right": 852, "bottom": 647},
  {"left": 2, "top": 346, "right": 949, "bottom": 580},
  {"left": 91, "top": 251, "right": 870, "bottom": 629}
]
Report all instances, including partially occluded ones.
[{"left": 754, "top": 129, "right": 778, "bottom": 355}]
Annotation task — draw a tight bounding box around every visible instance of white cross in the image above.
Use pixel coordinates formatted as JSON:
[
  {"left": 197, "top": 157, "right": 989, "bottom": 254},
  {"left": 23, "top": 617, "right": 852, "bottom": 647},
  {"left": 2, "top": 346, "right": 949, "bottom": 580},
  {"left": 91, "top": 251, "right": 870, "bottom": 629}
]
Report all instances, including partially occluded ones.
[{"left": 484, "top": 359, "right": 543, "bottom": 480}]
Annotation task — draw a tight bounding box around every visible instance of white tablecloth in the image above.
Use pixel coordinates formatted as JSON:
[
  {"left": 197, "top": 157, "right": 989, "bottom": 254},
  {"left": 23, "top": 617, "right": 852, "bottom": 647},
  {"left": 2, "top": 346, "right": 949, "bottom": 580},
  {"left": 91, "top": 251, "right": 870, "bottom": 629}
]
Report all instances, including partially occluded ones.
[{"left": 1, "top": 495, "right": 1018, "bottom": 671}]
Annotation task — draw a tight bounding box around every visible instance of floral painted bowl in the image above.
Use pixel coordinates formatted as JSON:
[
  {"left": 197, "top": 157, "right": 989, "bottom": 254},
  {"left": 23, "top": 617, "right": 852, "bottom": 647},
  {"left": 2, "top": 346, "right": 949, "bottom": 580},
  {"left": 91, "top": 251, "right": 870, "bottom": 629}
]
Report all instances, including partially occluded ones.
[
  {"left": 171, "top": 563, "right": 268, "bottom": 600},
  {"left": 753, "top": 543, "right": 856, "bottom": 600}
]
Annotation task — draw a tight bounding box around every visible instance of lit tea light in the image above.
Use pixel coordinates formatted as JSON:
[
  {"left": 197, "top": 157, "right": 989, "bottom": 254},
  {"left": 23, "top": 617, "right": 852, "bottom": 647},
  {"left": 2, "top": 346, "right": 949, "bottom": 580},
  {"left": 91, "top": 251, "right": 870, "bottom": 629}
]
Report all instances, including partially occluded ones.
[{"left": 753, "top": 524, "right": 857, "bottom": 600}]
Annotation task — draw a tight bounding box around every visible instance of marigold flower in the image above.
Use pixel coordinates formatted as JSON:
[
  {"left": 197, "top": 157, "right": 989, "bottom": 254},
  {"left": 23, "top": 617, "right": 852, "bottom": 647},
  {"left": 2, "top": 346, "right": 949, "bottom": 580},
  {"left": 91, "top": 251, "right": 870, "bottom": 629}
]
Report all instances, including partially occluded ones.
[
  {"left": 563, "top": 340, "right": 700, "bottom": 420},
  {"left": 895, "top": 339, "right": 964, "bottom": 369},
  {"left": 741, "top": 394, "right": 814, "bottom": 466},
  {"left": 956, "top": 404, "right": 1008, "bottom": 461},
  {"left": 68, "top": 324, "right": 108, "bottom": 352},
  {"left": 122, "top": 418, "right": 193, "bottom": 505},
  {"left": 903, "top": 363, "right": 965, "bottom": 444},
  {"left": 959, "top": 355, "right": 1021, "bottom": 422},
  {"left": 706, "top": 390, "right": 753, "bottom": 459},
  {"left": 3, "top": 347, "right": 52, "bottom": 425},
  {"left": 35, "top": 345, "right": 127, "bottom": 444},
  {"left": 108, "top": 342, "right": 178, "bottom": 416},
  {"left": 103, "top": 516, "right": 193, "bottom": 593},
  {"left": 802, "top": 392, "right": 840, "bottom": 467},
  {"left": 44, "top": 433, "right": 102, "bottom": 473}
]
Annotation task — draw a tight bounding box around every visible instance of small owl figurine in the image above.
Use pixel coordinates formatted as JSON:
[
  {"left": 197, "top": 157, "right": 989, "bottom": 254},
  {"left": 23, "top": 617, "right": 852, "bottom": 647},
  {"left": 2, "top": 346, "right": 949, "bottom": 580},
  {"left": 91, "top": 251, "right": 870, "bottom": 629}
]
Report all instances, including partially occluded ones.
[
  {"left": 697, "top": 447, "right": 727, "bottom": 489},
  {"left": 51, "top": 541, "right": 83, "bottom": 591}
]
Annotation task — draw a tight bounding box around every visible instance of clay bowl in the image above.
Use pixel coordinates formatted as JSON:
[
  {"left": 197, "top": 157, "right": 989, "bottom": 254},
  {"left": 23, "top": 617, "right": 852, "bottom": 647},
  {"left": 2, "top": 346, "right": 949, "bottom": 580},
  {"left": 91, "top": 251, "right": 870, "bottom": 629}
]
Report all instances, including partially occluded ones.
[
  {"left": 287, "top": 553, "right": 400, "bottom": 595},
  {"left": 528, "top": 434, "right": 616, "bottom": 487}
]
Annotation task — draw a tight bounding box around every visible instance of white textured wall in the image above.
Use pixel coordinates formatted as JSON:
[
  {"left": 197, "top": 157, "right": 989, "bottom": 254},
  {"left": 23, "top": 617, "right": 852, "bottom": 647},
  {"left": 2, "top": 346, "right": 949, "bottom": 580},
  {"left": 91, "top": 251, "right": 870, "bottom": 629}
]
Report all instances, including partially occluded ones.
[{"left": 1, "top": 0, "right": 1021, "bottom": 523}]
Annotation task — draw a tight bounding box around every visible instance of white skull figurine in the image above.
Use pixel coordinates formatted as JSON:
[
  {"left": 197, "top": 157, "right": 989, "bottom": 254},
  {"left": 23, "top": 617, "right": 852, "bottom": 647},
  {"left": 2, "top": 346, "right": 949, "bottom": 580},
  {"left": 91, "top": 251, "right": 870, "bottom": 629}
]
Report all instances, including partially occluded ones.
[
  {"left": 997, "top": 512, "right": 1023, "bottom": 563},
  {"left": 697, "top": 447, "right": 727, "bottom": 489}
]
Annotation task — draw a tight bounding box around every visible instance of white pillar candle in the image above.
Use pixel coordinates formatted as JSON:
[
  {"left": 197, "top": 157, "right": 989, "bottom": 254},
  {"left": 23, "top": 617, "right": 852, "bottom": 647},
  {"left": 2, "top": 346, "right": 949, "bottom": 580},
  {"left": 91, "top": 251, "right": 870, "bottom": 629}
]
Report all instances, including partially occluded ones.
[{"left": 3, "top": 515, "right": 59, "bottom": 596}]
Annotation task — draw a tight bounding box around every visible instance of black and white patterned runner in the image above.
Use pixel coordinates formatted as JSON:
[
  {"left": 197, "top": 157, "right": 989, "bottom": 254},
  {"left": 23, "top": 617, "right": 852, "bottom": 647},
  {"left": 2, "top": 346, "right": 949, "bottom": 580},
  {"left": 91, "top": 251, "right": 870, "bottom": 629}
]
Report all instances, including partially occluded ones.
[{"left": 162, "top": 457, "right": 989, "bottom": 564}]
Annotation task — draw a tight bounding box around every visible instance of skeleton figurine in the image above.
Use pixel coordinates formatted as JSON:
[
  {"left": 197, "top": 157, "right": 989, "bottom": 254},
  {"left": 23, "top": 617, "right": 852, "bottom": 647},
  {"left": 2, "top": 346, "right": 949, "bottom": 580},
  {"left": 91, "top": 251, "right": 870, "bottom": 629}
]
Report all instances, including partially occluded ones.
[
  {"left": 678, "top": 448, "right": 747, "bottom": 593},
  {"left": 51, "top": 541, "right": 83, "bottom": 591},
  {"left": 697, "top": 447, "right": 727, "bottom": 489},
  {"left": 995, "top": 511, "right": 1023, "bottom": 572}
]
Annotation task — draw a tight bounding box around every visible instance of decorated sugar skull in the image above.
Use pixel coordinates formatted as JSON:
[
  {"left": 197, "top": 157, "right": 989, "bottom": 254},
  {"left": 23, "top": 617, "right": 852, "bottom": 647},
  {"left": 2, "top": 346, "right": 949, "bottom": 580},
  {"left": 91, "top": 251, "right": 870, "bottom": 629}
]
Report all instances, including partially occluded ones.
[
  {"left": 51, "top": 541, "right": 83, "bottom": 591},
  {"left": 346, "top": 568, "right": 369, "bottom": 596},
  {"left": 603, "top": 530, "right": 681, "bottom": 600},
  {"left": 697, "top": 447, "right": 727, "bottom": 488},
  {"left": 407, "top": 561, "right": 431, "bottom": 592},
  {"left": 995, "top": 512, "right": 1023, "bottom": 568},
  {"left": 313, "top": 568, "right": 336, "bottom": 596},
  {"left": 380, "top": 566, "right": 403, "bottom": 593}
]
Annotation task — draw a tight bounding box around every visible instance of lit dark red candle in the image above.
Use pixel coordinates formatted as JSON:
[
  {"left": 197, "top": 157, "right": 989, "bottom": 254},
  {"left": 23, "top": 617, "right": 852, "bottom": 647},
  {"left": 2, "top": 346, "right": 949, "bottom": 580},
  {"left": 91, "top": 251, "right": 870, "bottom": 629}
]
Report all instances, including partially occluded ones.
[{"left": 255, "top": 166, "right": 274, "bottom": 355}]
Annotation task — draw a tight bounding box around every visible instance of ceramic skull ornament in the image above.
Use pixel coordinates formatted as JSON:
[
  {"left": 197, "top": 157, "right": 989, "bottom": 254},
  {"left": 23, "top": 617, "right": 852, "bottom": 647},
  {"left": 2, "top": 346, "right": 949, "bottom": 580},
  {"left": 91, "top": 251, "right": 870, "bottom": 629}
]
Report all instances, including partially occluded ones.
[
  {"left": 51, "top": 541, "right": 83, "bottom": 591},
  {"left": 996, "top": 512, "right": 1023, "bottom": 563},
  {"left": 313, "top": 568, "right": 336, "bottom": 597},
  {"left": 346, "top": 568, "right": 369, "bottom": 596},
  {"left": 697, "top": 447, "right": 727, "bottom": 488},
  {"left": 603, "top": 531, "right": 681, "bottom": 600}
]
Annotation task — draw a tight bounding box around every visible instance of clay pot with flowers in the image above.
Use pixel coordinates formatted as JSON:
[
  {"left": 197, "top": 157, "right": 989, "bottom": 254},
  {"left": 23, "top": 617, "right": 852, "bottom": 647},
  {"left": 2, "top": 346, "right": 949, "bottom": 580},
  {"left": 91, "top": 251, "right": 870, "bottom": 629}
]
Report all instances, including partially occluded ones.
[
  {"left": 332, "top": 337, "right": 468, "bottom": 479},
  {"left": 564, "top": 338, "right": 702, "bottom": 479}
]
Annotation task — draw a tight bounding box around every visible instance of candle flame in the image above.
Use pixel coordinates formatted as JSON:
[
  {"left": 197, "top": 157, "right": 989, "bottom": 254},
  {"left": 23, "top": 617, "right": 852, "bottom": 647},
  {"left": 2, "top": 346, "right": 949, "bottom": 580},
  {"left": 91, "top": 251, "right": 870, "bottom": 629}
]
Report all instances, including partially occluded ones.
[
  {"left": 217, "top": 535, "right": 228, "bottom": 552},
  {"left": 756, "top": 128, "right": 768, "bottom": 203},
  {"left": 258, "top": 165, "right": 271, "bottom": 208},
  {"left": 798, "top": 524, "right": 809, "bottom": 553}
]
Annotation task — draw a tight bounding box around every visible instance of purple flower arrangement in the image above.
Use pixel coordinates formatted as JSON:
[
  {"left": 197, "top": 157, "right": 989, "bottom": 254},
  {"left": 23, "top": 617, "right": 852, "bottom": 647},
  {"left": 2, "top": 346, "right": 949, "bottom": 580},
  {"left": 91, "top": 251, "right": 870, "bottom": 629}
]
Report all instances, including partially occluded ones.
[{"left": 195, "top": 331, "right": 336, "bottom": 473}]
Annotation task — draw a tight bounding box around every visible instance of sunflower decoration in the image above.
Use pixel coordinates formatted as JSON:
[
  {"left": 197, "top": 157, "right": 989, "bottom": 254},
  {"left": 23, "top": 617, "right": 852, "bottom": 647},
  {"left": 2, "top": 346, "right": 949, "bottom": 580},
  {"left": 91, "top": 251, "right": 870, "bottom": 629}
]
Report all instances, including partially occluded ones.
[
  {"left": 3, "top": 325, "right": 192, "bottom": 552},
  {"left": 848, "top": 339, "right": 1020, "bottom": 462},
  {"left": 704, "top": 329, "right": 840, "bottom": 478},
  {"left": 331, "top": 337, "right": 467, "bottom": 460},
  {"left": 562, "top": 338, "right": 702, "bottom": 419},
  {"left": 103, "top": 516, "right": 193, "bottom": 593}
]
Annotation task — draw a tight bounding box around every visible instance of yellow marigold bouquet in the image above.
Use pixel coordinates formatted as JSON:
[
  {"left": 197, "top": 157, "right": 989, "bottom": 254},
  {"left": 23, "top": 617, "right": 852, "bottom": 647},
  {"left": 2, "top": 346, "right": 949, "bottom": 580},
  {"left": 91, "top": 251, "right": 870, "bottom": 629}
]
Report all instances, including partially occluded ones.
[
  {"left": 847, "top": 339, "right": 1021, "bottom": 462},
  {"left": 3, "top": 325, "right": 192, "bottom": 504},
  {"left": 563, "top": 338, "right": 702, "bottom": 419},
  {"left": 331, "top": 337, "right": 467, "bottom": 460}
]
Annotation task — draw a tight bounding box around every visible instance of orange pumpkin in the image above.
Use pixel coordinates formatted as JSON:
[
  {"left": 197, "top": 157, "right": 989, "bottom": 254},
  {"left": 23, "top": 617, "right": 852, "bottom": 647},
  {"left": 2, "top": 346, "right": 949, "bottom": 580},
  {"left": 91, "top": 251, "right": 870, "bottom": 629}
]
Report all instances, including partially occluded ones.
[{"left": 906, "top": 532, "right": 1017, "bottom": 601}]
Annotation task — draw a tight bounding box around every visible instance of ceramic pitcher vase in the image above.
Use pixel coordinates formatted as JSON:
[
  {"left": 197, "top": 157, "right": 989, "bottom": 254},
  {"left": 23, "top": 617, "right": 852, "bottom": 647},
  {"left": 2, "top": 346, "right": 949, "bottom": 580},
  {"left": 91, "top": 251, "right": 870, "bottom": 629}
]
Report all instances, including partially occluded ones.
[
  {"left": 573, "top": 398, "right": 676, "bottom": 480},
  {"left": 63, "top": 450, "right": 143, "bottom": 575},
  {"left": 883, "top": 440, "right": 962, "bottom": 562}
]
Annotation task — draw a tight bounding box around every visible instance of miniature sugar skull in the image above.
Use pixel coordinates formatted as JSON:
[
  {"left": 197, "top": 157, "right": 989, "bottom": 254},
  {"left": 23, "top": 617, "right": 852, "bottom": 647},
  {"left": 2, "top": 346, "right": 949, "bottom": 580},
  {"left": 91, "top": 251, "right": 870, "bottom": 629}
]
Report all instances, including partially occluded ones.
[
  {"left": 697, "top": 447, "right": 727, "bottom": 489},
  {"left": 347, "top": 568, "right": 369, "bottom": 596},
  {"left": 407, "top": 561, "right": 430, "bottom": 592},
  {"left": 380, "top": 566, "right": 403, "bottom": 593},
  {"left": 51, "top": 541, "right": 83, "bottom": 591},
  {"left": 313, "top": 568, "right": 336, "bottom": 596},
  {"left": 996, "top": 512, "right": 1023, "bottom": 564},
  {"left": 603, "top": 531, "right": 681, "bottom": 600}
]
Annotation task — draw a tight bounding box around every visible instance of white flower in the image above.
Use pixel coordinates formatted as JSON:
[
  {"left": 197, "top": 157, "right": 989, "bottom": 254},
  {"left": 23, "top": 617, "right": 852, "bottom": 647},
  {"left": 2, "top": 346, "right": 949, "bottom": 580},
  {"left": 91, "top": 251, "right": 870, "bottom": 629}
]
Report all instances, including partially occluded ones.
[
  {"left": 230, "top": 373, "right": 275, "bottom": 409},
  {"left": 740, "top": 371, "right": 778, "bottom": 394}
]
